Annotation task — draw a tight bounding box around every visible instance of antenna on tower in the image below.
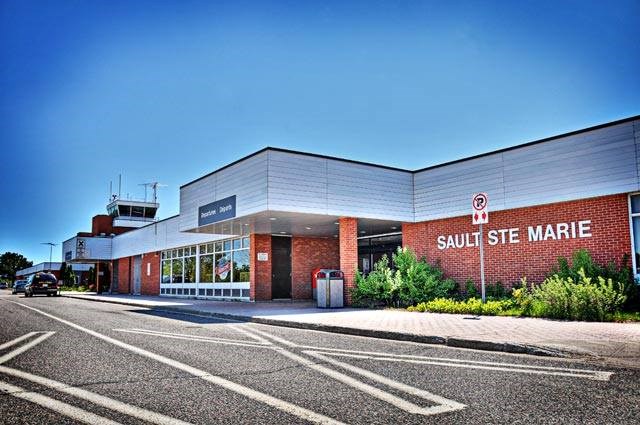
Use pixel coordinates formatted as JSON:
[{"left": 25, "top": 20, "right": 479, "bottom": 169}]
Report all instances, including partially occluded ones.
[{"left": 138, "top": 182, "right": 167, "bottom": 203}]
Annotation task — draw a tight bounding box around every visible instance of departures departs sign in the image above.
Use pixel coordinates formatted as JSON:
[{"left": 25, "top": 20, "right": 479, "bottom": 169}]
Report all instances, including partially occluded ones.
[{"left": 472, "top": 192, "right": 488, "bottom": 225}]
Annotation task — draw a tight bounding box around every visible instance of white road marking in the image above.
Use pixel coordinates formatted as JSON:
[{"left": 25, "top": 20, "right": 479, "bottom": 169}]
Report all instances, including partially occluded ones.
[
  {"left": 114, "top": 328, "right": 271, "bottom": 348},
  {"left": 0, "top": 332, "right": 55, "bottom": 365},
  {"left": 8, "top": 301, "right": 346, "bottom": 425},
  {"left": 0, "top": 332, "right": 40, "bottom": 351},
  {"left": 243, "top": 330, "right": 613, "bottom": 382},
  {"left": 0, "top": 379, "right": 122, "bottom": 425},
  {"left": 243, "top": 327, "right": 466, "bottom": 416},
  {"left": 310, "top": 351, "right": 613, "bottom": 381},
  {"left": 0, "top": 365, "right": 194, "bottom": 425},
  {"left": 233, "top": 324, "right": 274, "bottom": 345}
]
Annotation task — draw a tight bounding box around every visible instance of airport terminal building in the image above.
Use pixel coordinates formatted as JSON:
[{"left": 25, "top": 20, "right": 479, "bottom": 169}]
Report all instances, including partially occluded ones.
[{"left": 61, "top": 116, "right": 640, "bottom": 303}]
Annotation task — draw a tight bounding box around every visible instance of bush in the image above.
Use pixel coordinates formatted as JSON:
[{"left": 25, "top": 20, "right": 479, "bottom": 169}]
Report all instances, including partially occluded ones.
[
  {"left": 464, "top": 279, "right": 478, "bottom": 299},
  {"left": 552, "top": 249, "right": 636, "bottom": 309},
  {"left": 516, "top": 269, "right": 627, "bottom": 321},
  {"left": 352, "top": 255, "right": 396, "bottom": 307},
  {"left": 408, "top": 297, "right": 513, "bottom": 315},
  {"left": 352, "top": 248, "right": 457, "bottom": 307}
]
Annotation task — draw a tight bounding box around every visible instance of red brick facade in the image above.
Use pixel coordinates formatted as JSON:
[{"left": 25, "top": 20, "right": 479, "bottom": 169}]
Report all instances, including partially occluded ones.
[
  {"left": 339, "top": 217, "right": 359, "bottom": 304},
  {"left": 141, "top": 252, "right": 160, "bottom": 295},
  {"left": 403, "top": 194, "right": 631, "bottom": 288},
  {"left": 291, "top": 236, "right": 340, "bottom": 299},
  {"left": 117, "top": 256, "right": 131, "bottom": 294},
  {"left": 250, "top": 234, "right": 272, "bottom": 301}
]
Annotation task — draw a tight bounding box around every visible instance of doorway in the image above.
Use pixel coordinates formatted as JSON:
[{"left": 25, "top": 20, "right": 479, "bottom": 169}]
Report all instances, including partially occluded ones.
[
  {"left": 132, "top": 255, "right": 142, "bottom": 295},
  {"left": 271, "top": 236, "right": 292, "bottom": 299}
]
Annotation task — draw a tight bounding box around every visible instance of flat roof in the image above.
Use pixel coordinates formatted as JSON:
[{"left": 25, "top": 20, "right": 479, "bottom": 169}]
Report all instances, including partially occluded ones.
[{"left": 181, "top": 114, "right": 640, "bottom": 189}]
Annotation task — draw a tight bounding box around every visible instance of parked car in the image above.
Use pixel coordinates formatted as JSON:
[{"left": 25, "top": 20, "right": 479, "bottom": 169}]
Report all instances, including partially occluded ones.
[
  {"left": 12, "top": 280, "right": 28, "bottom": 294},
  {"left": 0, "top": 282, "right": 7, "bottom": 289},
  {"left": 24, "top": 273, "right": 60, "bottom": 297}
]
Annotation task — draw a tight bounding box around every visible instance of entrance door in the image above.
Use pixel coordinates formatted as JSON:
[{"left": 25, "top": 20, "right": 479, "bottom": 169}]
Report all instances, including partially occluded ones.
[
  {"left": 271, "top": 236, "right": 292, "bottom": 299},
  {"left": 132, "top": 255, "right": 142, "bottom": 295}
]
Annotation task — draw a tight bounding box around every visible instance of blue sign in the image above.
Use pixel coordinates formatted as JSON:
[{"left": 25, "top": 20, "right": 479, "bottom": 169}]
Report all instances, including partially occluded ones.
[{"left": 198, "top": 195, "right": 236, "bottom": 226}]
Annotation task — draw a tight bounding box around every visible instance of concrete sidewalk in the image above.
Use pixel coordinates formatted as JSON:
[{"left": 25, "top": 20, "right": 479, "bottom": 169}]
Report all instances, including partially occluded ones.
[{"left": 61, "top": 292, "right": 640, "bottom": 368}]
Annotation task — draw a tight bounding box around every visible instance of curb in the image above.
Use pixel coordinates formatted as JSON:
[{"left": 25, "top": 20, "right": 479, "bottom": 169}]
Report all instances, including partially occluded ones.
[{"left": 62, "top": 294, "right": 569, "bottom": 358}]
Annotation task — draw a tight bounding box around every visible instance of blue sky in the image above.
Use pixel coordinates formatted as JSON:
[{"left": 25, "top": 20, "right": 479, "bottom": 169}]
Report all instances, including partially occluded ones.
[{"left": 1, "top": 0, "right": 639, "bottom": 264}]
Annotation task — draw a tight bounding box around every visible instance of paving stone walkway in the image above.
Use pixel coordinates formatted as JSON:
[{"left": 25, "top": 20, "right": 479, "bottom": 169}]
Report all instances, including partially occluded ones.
[{"left": 61, "top": 292, "right": 640, "bottom": 368}]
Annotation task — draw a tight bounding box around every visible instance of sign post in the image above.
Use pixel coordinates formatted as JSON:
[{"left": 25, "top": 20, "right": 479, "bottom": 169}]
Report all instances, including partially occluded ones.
[{"left": 472, "top": 193, "right": 489, "bottom": 303}]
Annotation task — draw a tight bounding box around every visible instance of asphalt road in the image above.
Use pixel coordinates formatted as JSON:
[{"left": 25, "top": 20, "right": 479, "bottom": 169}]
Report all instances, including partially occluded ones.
[{"left": 0, "top": 291, "right": 638, "bottom": 424}]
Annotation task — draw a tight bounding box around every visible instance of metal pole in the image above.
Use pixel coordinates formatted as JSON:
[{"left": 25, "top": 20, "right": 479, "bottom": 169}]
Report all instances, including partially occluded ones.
[
  {"left": 48, "top": 244, "right": 53, "bottom": 272},
  {"left": 479, "top": 223, "right": 486, "bottom": 303}
]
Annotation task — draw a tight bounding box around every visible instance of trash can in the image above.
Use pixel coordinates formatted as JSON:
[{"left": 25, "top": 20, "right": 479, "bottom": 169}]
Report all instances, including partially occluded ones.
[
  {"left": 311, "top": 268, "right": 324, "bottom": 300},
  {"left": 317, "top": 270, "right": 344, "bottom": 308}
]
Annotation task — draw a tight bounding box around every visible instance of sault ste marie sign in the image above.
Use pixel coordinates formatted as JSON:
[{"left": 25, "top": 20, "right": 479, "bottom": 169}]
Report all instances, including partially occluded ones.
[{"left": 437, "top": 220, "right": 593, "bottom": 250}]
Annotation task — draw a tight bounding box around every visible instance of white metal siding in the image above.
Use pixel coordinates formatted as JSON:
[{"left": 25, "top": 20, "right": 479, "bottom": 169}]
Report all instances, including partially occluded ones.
[
  {"left": 268, "top": 150, "right": 414, "bottom": 221},
  {"left": 112, "top": 216, "right": 226, "bottom": 259},
  {"left": 414, "top": 120, "right": 640, "bottom": 221},
  {"left": 179, "top": 152, "right": 268, "bottom": 231}
]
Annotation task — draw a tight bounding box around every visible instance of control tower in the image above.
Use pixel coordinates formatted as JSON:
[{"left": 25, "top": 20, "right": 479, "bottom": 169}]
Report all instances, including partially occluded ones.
[{"left": 106, "top": 182, "right": 161, "bottom": 228}]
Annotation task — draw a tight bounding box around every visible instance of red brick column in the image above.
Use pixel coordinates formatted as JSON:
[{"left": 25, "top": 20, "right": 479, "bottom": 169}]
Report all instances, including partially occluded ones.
[
  {"left": 141, "top": 251, "right": 160, "bottom": 295},
  {"left": 250, "top": 234, "right": 272, "bottom": 301},
  {"left": 117, "top": 257, "right": 131, "bottom": 294},
  {"left": 339, "top": 217, "right": 358, "bottom": 305}
]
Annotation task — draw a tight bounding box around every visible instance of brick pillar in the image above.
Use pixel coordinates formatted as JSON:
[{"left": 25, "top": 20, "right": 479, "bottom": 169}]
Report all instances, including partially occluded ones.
[
  {"left": 250, "top": 234, "right": 272, "bottom": 301},
  {"left": 339, "top": 217, "right": 358, "bottom": 305}
]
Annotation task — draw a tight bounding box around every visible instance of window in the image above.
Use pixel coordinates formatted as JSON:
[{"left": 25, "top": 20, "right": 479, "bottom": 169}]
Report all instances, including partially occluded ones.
[
  {"left": 184, "top": 257, "right": 196, "bottom": 283},
  {"left": 161, "top": 260, "right": 171, "bottom": 283},
  {"left": 630, "top": 195, "right": 640, "bottom": 275},
  {"left": 171, "top": 258, "right": 183, "bottom": 283},
  {"left": 233, "top": 249, "right": 250, "bottom": 282},
  {"left": 215, "top": 252, "right": 231, "bottom": 283},
  {"left": 199, "top": 254, "right": 213, "bottom": 283}
]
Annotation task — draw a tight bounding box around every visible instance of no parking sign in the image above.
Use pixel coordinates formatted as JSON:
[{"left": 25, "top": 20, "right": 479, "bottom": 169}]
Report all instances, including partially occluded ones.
[{"left": 472, "top": 193, "right": 489, "bottom": 225}]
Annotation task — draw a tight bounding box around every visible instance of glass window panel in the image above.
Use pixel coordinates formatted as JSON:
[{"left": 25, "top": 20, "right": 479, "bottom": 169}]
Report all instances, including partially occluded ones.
[
  {"left": 171, "top": 258, "right": 183, "bottom": 283},
  {"left": 184, "top": 257, "right": 196, "bottom": 283},
  {"left": 161, "top": 251, "right": 166, "bottom": 259},
  {"left": 178, "top": 248, "right": 183, "bottom": 257},
  {"left": 233, "top": 239, "right": 241, "bottom": 250},
  {"left": 634, "top": 217, "right": 640, "bottom": 273},
  {"left": 215, "top": 242, "right": 223, "bottom": 252},
  {"left": 215, "top": 252, "right": 232, "bottom": 283},
  {"left": 223, "top": 240, "right": 232, "bottom": 251},
  {"left": 632, "top": 195, "right": 640, "bottom": 214},
  {"left": 131, "top": 206, "right": 144, "bottom": 217},
  {"left": 172, "top": 249, "right": 178, "bottom": 258},
  {"left": 232, "top": 249, "right": 250, "bottom": 282},
  {"left": 199, "top": 245, "right": 206, "bottom": 254},
  {"left": 161, "top": 260, "right": 171, "bottom": 283},
  {"left": 199, "top": 255, "right": 213, "bottom": 283},
  {"left": 207, "top": 243, "right": 214, "bottom": 253},
  {"left": 242, "top": 237, "right": 250, "bottom": 248},
  {"left": 191, "top": 246, "right": 197, "bottom": 256}
]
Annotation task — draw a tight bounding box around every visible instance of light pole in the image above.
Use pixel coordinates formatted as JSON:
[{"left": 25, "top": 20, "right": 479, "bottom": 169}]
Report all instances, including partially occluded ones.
[{"left": 41, "top": 242, "right": 57, "bottom": 272}]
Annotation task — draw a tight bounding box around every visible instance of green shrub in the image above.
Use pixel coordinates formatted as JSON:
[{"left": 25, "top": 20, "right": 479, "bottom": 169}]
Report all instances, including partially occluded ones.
[
  {"left": 392, "top": 248, "right": 456, "bottom": 306},
  {"left": 530, "top": 269, "right": 627, "bottom": 321},
  {"left": 485, "top": 282, "right": 507, "bottom": 299},
  {"left": 464, "top": 279, "right": 478, "bottom": 299},
  {"left": 351, "top": 255, "right": 396, "bottom": 306},
  {"left": 352, "top": 248, "right": 457, "bottom": 307},
  {"left": 409, "top": 297, "right": 513, "bottom": 315},
  {"left": 552, "top": 249, "right": 636, "bottom": 309}
]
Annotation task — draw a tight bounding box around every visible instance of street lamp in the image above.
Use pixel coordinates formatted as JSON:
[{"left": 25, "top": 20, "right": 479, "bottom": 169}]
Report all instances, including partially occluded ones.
[{"left": 41, "top": 242, "right": 57, "bottom": 272}]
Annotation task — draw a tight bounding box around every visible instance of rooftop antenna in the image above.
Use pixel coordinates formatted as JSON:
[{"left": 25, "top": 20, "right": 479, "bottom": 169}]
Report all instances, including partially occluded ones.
[
  {"left": 40, "top": 242, "right": 57, "bottom": 272},
  {"left": 118, "top": 174, "right": 122, "bottom": 199},
  {"left": 109, "top": 181, "right": 113, "bottom": 202},
  {"left": 139, "top": 182, "right": 166, "bottom": 203}
]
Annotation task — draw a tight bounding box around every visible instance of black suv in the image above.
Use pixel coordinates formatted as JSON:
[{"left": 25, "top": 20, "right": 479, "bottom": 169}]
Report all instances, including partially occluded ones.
[{"left": 24, "top": 273, "right": 60, "bottom": 297}]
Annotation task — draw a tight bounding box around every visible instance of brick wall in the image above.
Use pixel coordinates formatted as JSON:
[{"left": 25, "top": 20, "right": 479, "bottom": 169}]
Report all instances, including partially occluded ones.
[
  {"left": 141, "top": 252, "right": 160, "bottom": 295},
  {"left": 250, "top": 234, "right": 272, "bottom": 301},
  {"left": 339, "top": 217, "right": 358, "bottom": 305},
  {"left": 291, "top": 237, "right": 340, "bottom": 299},
  {"left": 117, "top": 256, "right": 131, "bottom": 294},
  {"left": 403, "top": 194, "right": 631, "bottom": 288}
]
